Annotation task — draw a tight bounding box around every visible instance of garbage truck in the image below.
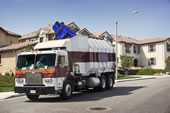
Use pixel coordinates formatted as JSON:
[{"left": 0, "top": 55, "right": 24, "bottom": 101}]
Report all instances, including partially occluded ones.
[{"left": 15, "top": 34, "right": 116, "bottom": 101}]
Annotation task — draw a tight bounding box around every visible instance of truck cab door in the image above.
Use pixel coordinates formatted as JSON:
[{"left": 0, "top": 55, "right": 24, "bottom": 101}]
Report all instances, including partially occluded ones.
[{"left": 57, "top": 55, "right": 69, "bottom": 77}]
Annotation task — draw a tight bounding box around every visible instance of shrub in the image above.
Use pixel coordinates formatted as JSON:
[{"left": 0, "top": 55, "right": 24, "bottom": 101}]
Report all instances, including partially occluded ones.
[
  {"left": 165, "top": 57, "right": 170, "bottom": 72},
  {"left": 0, "top": 73, "right": 15, "bottom": 87},
  {"left": 118, "top": 69, "right": 139, "bottom": 75},
  {"left": 128, "top": 69, "right": 139, "bottom": 75},
  {"left": 120, "top": 55, "right": 133, "bottom": 69}
]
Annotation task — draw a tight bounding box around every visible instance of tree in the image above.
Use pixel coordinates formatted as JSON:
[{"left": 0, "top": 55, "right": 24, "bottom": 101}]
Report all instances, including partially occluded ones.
[
  {"left": 165, "top": 56, "right": 170, "bottom": 72},
  {"left": 120, "top": 55, "right": 133, "bottom": 69},
  {"left": 120, "top": 55, "right": 133, "bottom": 75}
]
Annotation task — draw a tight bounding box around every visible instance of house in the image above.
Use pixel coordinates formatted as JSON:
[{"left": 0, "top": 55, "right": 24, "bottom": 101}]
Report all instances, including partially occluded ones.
[
  {"left": 0, "top": 27, "right": 22, "bottom": 74},
  {"left": 19, "top": 22, "right": 80, "bottom": 43},
  {"left": 112, "top": 36, "right": 170, "bottom": 70},
  {"left": 0, "top": 27, "right": 20, "bottom": 47},
  {"left": 0, "top": 41, "right": 36, "bottom": 74}
]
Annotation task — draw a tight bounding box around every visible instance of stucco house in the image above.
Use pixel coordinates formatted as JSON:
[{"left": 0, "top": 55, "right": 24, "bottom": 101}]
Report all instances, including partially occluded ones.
[
  {"left": 19, "top": 22, "right": 80, "bottom": 43},
  {"left": 113, "top": 36, "right": 170, "bottom": 70},
  {"left": 0, "top": 27, "right": 20, "bottom": 47},
  {"left": 0, "top": 27, "right": 21, "bottom": 74},
  {"left": 0, "top": 41, "right": 36, "bottom": 74}
]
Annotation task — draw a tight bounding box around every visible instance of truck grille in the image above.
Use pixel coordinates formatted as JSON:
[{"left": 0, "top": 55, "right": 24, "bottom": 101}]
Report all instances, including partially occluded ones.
[{"left": 25, "top": 73, "right": 42, "bottom": 85}]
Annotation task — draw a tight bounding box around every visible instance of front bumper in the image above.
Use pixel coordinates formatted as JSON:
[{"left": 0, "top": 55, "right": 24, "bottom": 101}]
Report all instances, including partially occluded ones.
[{"left": 15, "top": 86, "right": 56, "bottom": 95}]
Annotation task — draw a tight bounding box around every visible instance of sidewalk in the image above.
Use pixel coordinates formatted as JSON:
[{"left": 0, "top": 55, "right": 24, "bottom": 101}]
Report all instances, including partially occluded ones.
[
  {"left": 0, "top": 92, "right": 24, "bottom": 100},
  {"left": 116, "top": 74, "right": 170, "bottom": 82}
]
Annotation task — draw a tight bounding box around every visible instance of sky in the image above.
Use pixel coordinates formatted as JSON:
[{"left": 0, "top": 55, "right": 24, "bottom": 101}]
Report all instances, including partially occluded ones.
[{"left": 0, "top": 0, "right": 170, "bottom": 39}]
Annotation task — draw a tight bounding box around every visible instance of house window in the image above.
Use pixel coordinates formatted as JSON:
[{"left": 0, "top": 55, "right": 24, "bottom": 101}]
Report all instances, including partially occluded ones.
[
  {"left": 133, "top": 45, "right": 137, "bottom": 54},
  {"left": 125, "top": 44, "right": 131, "bottom": 53},
  {"left": 148, "top": 58, "right": 156, "bottom": 65},
  {"left": 148, "top": 44, "right": 156, "bottom": 52},
  {"left": 39, "top": 37, "right": 43, "bottom": 42},
  {"left": 167, "top": 42, "right": 170, "bottom": 52},
  {"left": 47, "top": 34, "right": 55, "bottom": 41}
]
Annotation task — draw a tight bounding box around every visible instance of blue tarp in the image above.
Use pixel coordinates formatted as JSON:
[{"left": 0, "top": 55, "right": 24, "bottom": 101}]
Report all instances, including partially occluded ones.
[{"left": 52, "top": 21, "right": 76, "bottom": 40}]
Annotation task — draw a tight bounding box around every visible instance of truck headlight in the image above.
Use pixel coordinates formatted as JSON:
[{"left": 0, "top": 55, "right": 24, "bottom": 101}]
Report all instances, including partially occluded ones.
[
  {"left": 16, "top": 78, "right": 24, "bottom": 84},
  {"left": 15, "top": 78, "right": 25, "bottom": 86}
]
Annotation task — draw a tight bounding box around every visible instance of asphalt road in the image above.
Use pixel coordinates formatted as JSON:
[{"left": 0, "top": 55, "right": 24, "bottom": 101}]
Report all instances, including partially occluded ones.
[{"left": 0, "top": 76, "right": 170, "bottom": 113}]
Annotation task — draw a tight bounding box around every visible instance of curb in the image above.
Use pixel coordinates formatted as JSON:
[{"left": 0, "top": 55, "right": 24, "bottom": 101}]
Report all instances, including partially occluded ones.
[
  {"left": 5, "top": 93, "right": 25, "bottom": 99},
  {"left": 116, "top": 75, "right": 170, "bottom": 82},
  {"left": 116, "top": 77, "right": 156, "bottom": 82},
  {"left": 0, "top": 93, "right": 25, "bottom": 100}
]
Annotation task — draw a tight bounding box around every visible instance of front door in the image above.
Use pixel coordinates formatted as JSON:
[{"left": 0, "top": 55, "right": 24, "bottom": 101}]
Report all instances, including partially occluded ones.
[{"left": 134, "top": 59, "right": 138, "bottom": 67}]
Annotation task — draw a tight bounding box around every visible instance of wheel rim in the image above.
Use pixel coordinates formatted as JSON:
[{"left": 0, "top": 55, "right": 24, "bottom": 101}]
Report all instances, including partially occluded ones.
[
  {"left": 102, "top": 78, "right": 106, "bottom": 89},
  {"left": 65, "top": 84, "right": 72, "bottom": 96}
]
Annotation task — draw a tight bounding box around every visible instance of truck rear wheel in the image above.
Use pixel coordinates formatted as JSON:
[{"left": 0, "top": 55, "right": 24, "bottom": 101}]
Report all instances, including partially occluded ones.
[
  {"left": 61, "top": 80, "right": 73, "bottom": 99},
  {"left": 106, "top": 75, "right": 114, "bottom": 89},
  {"left": 94, "top": 75, "right": 106, "bottom": 91},
  {"left": 26, "top": 94, "right": 39, "bottom": 101},
  {"left": 100, "top": 76, "right": 106, "bottom": 90}
]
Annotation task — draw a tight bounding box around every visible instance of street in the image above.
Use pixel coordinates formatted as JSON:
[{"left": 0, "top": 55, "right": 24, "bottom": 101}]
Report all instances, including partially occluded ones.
[{"left": 0, "top": 76, "right": 170, "bottom": 113}]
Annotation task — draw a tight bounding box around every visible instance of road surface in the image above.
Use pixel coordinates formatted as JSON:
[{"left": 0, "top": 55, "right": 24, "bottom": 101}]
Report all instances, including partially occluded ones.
[{"left": 0, "top": 76, "right": 170, "bottom": 113}]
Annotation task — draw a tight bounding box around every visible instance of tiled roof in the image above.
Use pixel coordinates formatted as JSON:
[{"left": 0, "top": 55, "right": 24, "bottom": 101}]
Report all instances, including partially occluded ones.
[
  {"left": 0, "top": 26, "right": 21, "bottom": 37},
  {"left": 0, "top": 41, "right": 36, "bottom": 52},
  {"left": 113, "top": 35, "right": 170, "bottom": 44},
  {"left": 21, "top": 30, "right": 40, "bottom": 39},
  {"left": 139, "top": 37, "right": 168, "bottom": 44},
  {"left": 93, "top": 32, "right": 102, "bottom": 37},
  {"left": 113, "top": 35, "right": 139, "bottom": 44}
]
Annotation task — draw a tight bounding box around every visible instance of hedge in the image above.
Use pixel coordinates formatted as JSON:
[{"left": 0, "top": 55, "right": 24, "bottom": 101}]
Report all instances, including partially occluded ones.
[
  {"left": 136, "top": 68, "right": 165, "bottom": 75},
  {"left": 118, "top": 68, "right": 166, "bottom": 75},
  {"left": 0, "top": 74, "right": 15, "bottom": 92}
]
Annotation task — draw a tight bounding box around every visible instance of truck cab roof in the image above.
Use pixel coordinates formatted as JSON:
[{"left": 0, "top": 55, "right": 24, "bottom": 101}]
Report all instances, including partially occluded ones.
[{"left": 17, "top": 50, "right": 67, "bottom": 56}]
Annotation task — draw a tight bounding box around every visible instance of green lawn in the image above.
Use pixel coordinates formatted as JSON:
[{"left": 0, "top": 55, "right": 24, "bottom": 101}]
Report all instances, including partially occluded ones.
[
  {"left": 0, "top": 74, "right": 14, "bottom": 92},
  {"left": 117, "top": 75, "right": 140, "bottom": 80}
]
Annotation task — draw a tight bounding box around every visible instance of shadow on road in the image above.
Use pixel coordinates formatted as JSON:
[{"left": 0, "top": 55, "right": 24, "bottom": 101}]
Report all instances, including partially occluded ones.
[{"left": 25, "top": 86, "right": 145, "bottom": 103}]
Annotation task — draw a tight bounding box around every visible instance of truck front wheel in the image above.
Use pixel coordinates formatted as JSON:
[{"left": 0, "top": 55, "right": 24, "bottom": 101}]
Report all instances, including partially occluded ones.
[
  {"left": 26, "top": 94, "right": 39, "bottom": 101},
  {"left": 61, "top": 80, "right": 73, "bottom": 99}
]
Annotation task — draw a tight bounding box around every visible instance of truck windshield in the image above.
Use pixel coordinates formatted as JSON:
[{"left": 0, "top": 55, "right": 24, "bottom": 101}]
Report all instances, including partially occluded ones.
[
  {"left": 35, "top": 54, "right": 56, "bottom": 69},
  {"left": 17, "top": 54, "right": 56, "bottom": 70},
  {"left": 17, "top": 55, "right": 35, "bottom": 70}
]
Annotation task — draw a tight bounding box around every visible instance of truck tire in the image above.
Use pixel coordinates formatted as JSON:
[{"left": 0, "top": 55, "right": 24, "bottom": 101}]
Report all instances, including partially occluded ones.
[
  {"left": 106, "top": 75, "right": 114, "bottom": 89},
  {"left": 26, "top": 94, "right": 39, "bottom": 101},
  {"left": 61, "top": 80, "right": 73, "bottom": 99},
  {"left": 94, "top": 75, "right": 106, "bottom": 91},
  {"left": 100, "top": 76, "right": 106, "bottom": 90}
]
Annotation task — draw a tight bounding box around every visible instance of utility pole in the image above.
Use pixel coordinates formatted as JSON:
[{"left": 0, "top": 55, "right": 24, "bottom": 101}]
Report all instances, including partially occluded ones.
[{"left": 115, "top": 21, "right": 118, "bottom": 80}]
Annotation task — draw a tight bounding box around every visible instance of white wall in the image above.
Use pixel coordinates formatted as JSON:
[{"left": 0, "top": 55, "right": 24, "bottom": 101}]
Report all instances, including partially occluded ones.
[
  {"left": 113, "top": 41, "right": 167, "bottom": 69},
  {"left": 140, "top": 42, "right": 166, "bottom": 69}
]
